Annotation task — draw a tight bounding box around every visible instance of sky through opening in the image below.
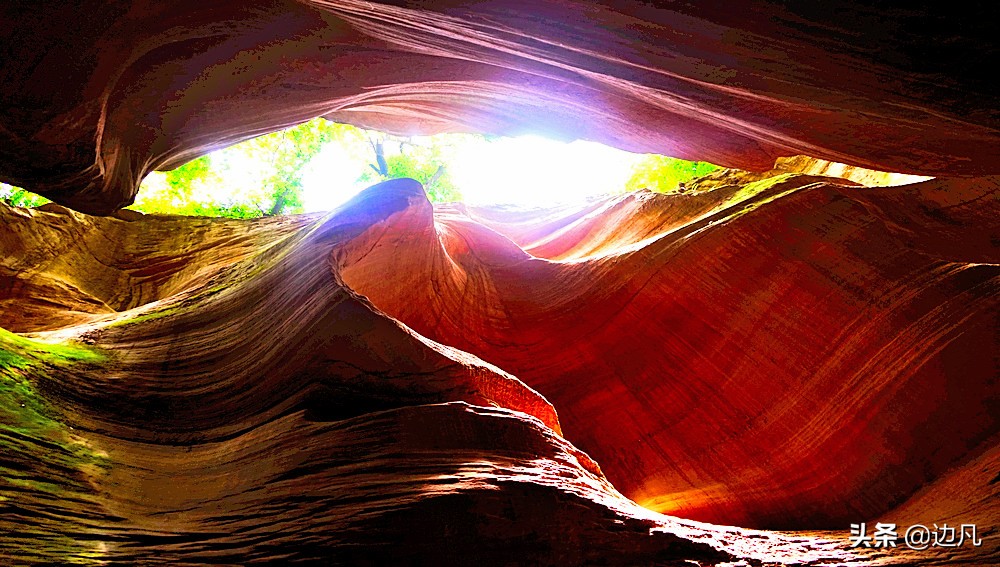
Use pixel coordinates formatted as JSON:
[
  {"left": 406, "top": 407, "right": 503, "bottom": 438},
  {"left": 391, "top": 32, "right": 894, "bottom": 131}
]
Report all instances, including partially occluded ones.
[{"left": 298, "top": 134, "right": 645, "bottom": 211}]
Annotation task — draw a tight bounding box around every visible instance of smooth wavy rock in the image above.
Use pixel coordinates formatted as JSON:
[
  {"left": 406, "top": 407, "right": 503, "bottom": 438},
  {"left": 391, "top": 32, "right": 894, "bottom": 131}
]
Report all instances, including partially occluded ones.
[
  {"left": 4, "top": 178, "right": 974, "bottom": 565},
  {"left": 1, "top": 1, "right": 998, "bottom": 213},
  {"left": 337, "top": 174, "right": 1000, "bottom": 548}
]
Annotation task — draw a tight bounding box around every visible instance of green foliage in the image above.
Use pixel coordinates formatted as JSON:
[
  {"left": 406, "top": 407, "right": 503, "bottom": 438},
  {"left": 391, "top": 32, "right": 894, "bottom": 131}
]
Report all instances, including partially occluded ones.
[
  {"left": 231, "top": 117, "right": 361, "bottom": 215},
  {"left": 164, "top": 155, "right": 212, "bottom": 193},
  {"left": 131, "top": 155, "right": 257, "bottom": 218},
  {"left": 8, "top": 119, "right": 468, "bottom": 218},
  {"left": 0, "top": 182, "right": 50, "bottom": 208},
  {"left": 624, "top": 155, "right": 718, "bottom": 194},
  {"left": 9, "top": 128, "right": 723, "bottom": 215},
  {"left": 131, "top": 118, "right": 363, "bottom": 218},
  {"left": 359, "top": 134, "right": 477, "bottom": 203},
  {"left": 363, "top": 147, "right": 461, "bottom": 202}
]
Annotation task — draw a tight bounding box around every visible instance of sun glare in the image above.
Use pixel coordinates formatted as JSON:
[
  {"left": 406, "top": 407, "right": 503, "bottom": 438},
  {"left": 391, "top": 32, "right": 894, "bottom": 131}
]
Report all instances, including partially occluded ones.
[
  {"left": 134, "top": 123, "right": 657, "bottom": 216},
  {"left": 298, "top": 134, "right": 644, "bottom": 212},
  {"left": 300, "top": 143, "right": 371, "bottom": 212},
  {"left": 448, "top": 135, "right": 643, "bottom": 208}
]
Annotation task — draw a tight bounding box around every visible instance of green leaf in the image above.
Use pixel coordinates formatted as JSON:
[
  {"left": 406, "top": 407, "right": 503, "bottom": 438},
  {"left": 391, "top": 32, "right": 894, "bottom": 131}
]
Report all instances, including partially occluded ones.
[
  {"left": 0, "top": 183, "right": 50, "bottom": 208},
  {"left": 624, "top": 156, "right": 718, "bottom": 193}
]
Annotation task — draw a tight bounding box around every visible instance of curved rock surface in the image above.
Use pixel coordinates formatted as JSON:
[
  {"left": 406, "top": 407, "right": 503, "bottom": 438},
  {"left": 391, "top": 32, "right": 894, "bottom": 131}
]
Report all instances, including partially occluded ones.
[
  {"left": 1, "top": 2, "right": 997, "bottom": 564},
  {"left": 6, "top": 177, "right": 991, "bottom": 564},
  {"left": 2, "top": 1, "right": 999, "bottom": 213},
  {"left": 337, "top": 173, "right": 1000, "bottom": 539}
]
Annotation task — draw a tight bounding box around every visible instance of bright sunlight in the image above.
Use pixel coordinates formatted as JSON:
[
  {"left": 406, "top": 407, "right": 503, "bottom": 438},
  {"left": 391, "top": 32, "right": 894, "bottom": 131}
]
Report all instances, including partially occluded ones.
[
  {"left": 2, "top": 119, "right": 718, "bottom": 215},
  {"left": 295, "top": 134, "right": 646, "bottom": 211}
]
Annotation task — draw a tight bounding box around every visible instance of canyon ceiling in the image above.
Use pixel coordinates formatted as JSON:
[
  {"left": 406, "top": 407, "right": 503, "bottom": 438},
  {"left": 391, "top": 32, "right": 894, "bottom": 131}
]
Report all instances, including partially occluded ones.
[
  {"left": 1, "top": 1, "right": 998, "bottom": 565},
  {"left": 1, "top": 1, "right": 998, "bottom": 213}
]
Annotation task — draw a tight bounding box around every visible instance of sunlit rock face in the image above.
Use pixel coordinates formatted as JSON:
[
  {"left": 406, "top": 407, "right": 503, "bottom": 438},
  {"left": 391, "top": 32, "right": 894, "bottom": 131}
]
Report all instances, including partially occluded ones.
[
  {"left": 1, "top": 182, "right": 953, "bottom": 566},
  {"left": 1, "top": 1, "right": 998, "bottom": 213},
  {"left": 773, "top": 156, "right": 935, "bottom": 188},
  {"left": 337, "top": 173, "right": 1000, "bottom": 535},
  {"left": 1, "top": 176, "right": 996, "bottom": 564}
]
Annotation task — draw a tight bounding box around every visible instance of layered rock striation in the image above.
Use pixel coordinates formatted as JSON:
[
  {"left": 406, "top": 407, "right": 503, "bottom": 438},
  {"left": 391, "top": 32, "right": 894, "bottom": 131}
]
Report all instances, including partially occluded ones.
[
  {"left": 337, "top": 172, "right": 1000, "bottom": 534},
  {"left": 2, "top": 172, "right": 996, "bottom": 564},
  {"left": 2, "top": 2, "right": 998, "bottom": 564}
]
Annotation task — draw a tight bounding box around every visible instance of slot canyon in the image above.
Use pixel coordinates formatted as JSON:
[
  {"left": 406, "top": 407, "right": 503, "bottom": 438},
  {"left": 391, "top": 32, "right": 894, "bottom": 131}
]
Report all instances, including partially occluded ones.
[{"left": 1, "top": 1, "right": 998, "bottom": 565}]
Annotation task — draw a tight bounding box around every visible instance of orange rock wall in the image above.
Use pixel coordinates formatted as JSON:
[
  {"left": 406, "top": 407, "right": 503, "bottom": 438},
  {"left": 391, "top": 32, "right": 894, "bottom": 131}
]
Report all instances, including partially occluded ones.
[
  {"left": 339, "top": 173, "right": 1000, "bottom": 530},
  {"left": 3, "top": 183, "right": 946, "bottom": 565}
]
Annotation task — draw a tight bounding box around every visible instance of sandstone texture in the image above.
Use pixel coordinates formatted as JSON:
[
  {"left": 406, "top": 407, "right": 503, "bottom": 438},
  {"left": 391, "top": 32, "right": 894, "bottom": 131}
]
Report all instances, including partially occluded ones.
[
  {"left": 2, "top": 1, "right": 998, "bottom": 565},
  {"left": 2, "top": 173, "right": 997, "bottom": 564}
]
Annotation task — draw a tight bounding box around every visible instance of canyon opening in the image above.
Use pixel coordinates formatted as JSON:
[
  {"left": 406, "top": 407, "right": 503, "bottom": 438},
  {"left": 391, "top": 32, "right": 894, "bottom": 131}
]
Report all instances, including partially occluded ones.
[{"left": 1, "top": 2, "right": 997, "bottom": 566}]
